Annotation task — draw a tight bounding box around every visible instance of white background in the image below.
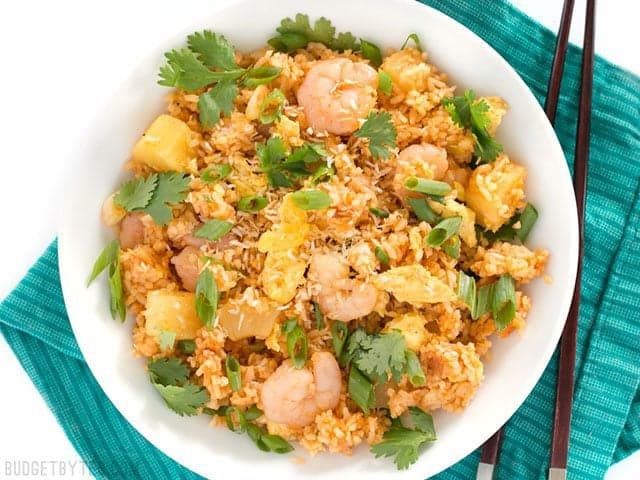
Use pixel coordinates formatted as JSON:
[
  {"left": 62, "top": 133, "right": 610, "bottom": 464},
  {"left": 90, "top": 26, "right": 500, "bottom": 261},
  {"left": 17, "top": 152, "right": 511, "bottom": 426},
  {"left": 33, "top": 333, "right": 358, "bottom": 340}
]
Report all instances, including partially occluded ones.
[{"left": 0, "top": 0, "right": 637, "bottom": 478}]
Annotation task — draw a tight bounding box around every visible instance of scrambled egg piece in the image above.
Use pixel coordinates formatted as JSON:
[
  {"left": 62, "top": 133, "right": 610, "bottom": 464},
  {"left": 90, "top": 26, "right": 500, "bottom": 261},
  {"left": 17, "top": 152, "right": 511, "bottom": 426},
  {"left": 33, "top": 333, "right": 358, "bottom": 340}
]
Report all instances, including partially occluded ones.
[
  {"left": 261, "top": 250, "right": 307, "bottom": 304},
  {"left": 374, "top": 265, "right": 456, "bottom": 305},
  {"left": 383, "top": 312, "right": 429, "bottom": 351}
]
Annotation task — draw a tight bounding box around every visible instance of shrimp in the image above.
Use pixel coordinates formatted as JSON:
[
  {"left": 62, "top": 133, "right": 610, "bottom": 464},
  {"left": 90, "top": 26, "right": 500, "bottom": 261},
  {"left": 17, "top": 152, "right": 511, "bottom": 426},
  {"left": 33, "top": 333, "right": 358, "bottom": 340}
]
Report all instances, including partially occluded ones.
[
  {"left": 393, "top": 143, "right": 449, "bottom": 199},
  {"left": 308, "top": 253, "right": 378, "bottom": 321},
  {"left": 261, "top": 352, "right": 341, "bottom": 427},
  {"left": 297, "top": 58, "right": 378, "bottom": 135},
  {"left": 119, "top": 213, "right": 145, "bottom": 249}
]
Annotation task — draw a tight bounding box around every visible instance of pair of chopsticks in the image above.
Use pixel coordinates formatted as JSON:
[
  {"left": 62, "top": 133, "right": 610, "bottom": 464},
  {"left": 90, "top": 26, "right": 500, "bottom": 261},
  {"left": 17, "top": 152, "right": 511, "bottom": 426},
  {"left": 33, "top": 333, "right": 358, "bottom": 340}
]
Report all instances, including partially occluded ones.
[{"left": 476, "top": 0, "right": 596, "bottom": 479}]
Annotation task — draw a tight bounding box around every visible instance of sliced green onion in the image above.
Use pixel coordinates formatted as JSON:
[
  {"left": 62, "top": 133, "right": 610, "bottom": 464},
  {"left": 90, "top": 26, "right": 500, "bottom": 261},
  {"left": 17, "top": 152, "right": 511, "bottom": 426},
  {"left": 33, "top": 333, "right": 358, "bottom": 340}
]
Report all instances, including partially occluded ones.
[
  {"left": 290, "top": 189, "right": 331, "bottom": 210},
  {"left": 195, "top": 269, "right": 219, "bottom": 327},
  {"left": 456, "top": 271, "right": 477, "bottom": 311},
  {"left": 360, "top": 39, "right": 382, "bottom": 67},
  {"left": 108, "top": 258, "right": 126, "bottom": 322},
  {"left": 375, "top": 246, "right": 390, "bottom": 265},
  {"left": 378, "top": 70, "right": 392, "bottom": 95},
  {"left": 426, "top": 216, "right": 462, "bottom": 247},
  {"left": 331, "top": 321, "right": 349, "bottom": 359},
  {"left": 442, "top": 235, "right": 461, "bottom": 259},
  {"left": 244, "top": 405, "right": 263, "bottom": 421},
  {"left": 194, "top": 219, "right": 234, "bottom": 241},
  {"left": 88, "top": 240, "right": 119, "bottom": 285},
  {"left": 473, "top": 283, "right": 495, "bottom": 320},
  {"left": 407, "top": 197, "right": 439, "bottom": 224},
  {"left": 405, "top": 350, "right": 426, "bottom": 387},
  {"left": 404, "top": 177, "right": 451, "bottom": 196},
  {"left": 224, "top": 406, "right": 247, "bottom": 433},
  {"left": 515, "top": 203, "right": 538, "bottom": 242},
  {"left": 370, "top": 207, "right": 390, "bottom": 218},
  {"left": 237, "top": 195, "right": 268, "bottom": 212},
  {"left": 313, "top": 302, "right": 324, "bottom": 330},
  {"left": 225, "top": 355, "right": 242, "bottom": 392},
  {"left": 259, "top": 89, "right": 286, "bottom": 124},
  {"left": 177, "top": 339, "right": 196, "bottom": 355},
  {"left": 282, "top": 319, "right": 307, "bottom": 369},
  {"left": 429, "top": 194, "right": 446, "bottom": 204},
  {"left": 257, "top": 433, "right": 295, "bottom": 454},
  {"left": 158, "top": 330, "right": 176, "bottom": 351},
  {"left": 201, "top": 164, "right": 232, "bottom": 184},
  {"left": 401, "top": 33, "right": 422, "bottom": 51},
  {"left": 348, "top": 366, "right": 375, "bottom": 415},
  {"left": 492, "top": 274, "right": 516, "bottom": 331},
  {"left": 243, "top": 66, "right": 282, "bottom": 88}
]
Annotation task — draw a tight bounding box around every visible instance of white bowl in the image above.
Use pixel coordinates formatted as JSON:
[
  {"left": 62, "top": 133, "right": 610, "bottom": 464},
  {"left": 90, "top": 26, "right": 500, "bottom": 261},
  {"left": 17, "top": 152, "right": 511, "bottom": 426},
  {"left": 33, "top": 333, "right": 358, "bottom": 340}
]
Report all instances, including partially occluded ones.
[{"left": 58, "top": 0, "right": 579, "bottom": 478}]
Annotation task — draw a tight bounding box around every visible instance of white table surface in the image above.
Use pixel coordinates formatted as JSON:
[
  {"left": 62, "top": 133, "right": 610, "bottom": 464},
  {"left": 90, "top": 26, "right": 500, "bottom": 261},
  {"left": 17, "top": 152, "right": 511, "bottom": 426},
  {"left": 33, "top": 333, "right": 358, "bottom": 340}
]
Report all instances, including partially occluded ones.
[{"left": 0, "top": 0, "right": 637, "bottom": 478}]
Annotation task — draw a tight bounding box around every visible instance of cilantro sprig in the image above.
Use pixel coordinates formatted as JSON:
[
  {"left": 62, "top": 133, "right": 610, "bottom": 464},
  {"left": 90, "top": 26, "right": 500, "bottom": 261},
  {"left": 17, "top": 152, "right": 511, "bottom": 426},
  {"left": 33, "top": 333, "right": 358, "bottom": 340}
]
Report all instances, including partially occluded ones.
[
  {"left": 354, "top": 111, "right": 397, "bottom": 160},
  {"left": 257, "top": 137, "right": 329, "bottom": 188},
  {"left": 268, "top": 14, "right": 360, "bottom": 53},
  {"left": 114, "top": 172, "right": 190, "bottom": 226},
  {"left": 334, "top": 327, "right": 426, "bottom": 414},
  {"left": 442, "top": 89, "right": 503, "bottom": 163},
  {"left": 147, "top": 357, "right": 209, "bottom": 416},
  {"left": 370, "top": 407, "right": 437, "bottom": 470},
  {"left": 159, "top": 30, "right": 282, "bottom": 128}
]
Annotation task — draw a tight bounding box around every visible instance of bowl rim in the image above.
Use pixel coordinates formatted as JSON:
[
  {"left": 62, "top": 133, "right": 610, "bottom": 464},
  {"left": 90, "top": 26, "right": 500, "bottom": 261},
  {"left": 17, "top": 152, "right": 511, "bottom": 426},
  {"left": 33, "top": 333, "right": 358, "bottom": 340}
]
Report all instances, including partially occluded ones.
[{"left": 58, "top": 0, "right": 579, "bottom": 477}]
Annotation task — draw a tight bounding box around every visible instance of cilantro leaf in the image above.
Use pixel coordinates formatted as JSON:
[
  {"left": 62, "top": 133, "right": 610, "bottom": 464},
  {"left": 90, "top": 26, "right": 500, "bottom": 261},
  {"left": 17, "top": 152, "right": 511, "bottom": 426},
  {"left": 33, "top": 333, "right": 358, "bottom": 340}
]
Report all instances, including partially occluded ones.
[
  {"left": 143, "top": 172, "right": 191, "bottom": 225},
  {"left": 370, "top": 425, "right": 434, "bottom": 470},
  {"left": 257, "top": 138, "right": 326, "bottom": 188},
  {"left": 354, "top": 111, "right": 397, "bottom": 160},
  {"left": 442, "top": 89, "right": 503, "bottom": 163},
  {"left": 153, "top": 383, "right": 210, "bottom": 416},
  {"left": 158, "top": 49, "right": 244, "bottom": 92},
  {"left": 148, "top": 357, "right": 189, "bottom": 386},
  {"left": 198, "top": 81, "right": 238, "bottom": 128},
  {"left": 354, "top": 330, "right": 407, "bottom": 381},
  {"left": 187, "top": 30, "right": 239, "bottom": 71},
  {"left": 269, "top": 14, "right": 359, "bottom": 52},
  {"left": 114, "top": 174, "right": 157, "bottom": 211}
]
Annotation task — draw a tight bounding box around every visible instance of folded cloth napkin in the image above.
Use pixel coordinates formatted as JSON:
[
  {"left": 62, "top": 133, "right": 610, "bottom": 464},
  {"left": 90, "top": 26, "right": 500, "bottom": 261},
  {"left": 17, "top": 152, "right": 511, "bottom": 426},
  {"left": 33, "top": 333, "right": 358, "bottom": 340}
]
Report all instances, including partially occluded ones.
[{"left": 2, "top": 0, "right": 639, "bottom": 478}]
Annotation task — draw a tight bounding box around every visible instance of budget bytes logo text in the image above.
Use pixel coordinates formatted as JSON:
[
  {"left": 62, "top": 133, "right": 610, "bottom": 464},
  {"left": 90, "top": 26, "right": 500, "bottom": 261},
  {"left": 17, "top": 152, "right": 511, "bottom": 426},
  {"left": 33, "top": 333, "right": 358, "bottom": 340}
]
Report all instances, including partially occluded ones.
[{"left": 2, "top": 460, "right": 90, "bottom": 478}]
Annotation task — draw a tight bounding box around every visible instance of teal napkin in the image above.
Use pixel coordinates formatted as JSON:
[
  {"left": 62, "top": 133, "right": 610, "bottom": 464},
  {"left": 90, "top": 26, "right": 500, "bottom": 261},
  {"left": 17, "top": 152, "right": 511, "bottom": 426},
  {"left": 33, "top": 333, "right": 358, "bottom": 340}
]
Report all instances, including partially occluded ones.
[{"left": 2, "top": 1, "right": 639, "bottom": 478}]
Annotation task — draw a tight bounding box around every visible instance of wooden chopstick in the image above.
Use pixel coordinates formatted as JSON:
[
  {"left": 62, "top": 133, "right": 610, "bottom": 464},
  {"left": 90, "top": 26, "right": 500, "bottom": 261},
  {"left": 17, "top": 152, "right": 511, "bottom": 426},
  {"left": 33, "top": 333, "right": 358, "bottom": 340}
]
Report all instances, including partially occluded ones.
[
  {"left": 476, "top": 1, "right": 583, "bottom": 478},
  {"left": 549, "top": 0, "right": 596, "bottom": 479}
]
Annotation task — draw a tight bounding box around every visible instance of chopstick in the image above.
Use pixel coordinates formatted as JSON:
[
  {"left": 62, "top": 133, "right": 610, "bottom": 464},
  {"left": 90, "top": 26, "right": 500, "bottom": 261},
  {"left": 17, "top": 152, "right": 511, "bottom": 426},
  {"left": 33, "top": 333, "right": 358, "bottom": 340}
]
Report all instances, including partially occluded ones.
[
  {"left": 549, "top": 0, "right": 596, "bottom": 479},
  {"left": 476, "top": 0, "right": 593, "bottom": 478}
]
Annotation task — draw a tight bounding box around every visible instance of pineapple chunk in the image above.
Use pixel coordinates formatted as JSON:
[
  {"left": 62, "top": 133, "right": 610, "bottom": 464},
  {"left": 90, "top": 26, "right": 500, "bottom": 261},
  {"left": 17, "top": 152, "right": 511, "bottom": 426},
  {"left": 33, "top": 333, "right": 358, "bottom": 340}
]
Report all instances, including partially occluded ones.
[
  {"left": 245, "top": 85, "right": 269, "bottom": 121},
  {"left": 383, "top": 312, "right": 429, "bottom": 351},
  {"left": 144, "top": 289, "right": 201, "bottom": 340},
  {"left": 381, "top": 48, "right": 430, "bottom": 93},
  {"left": 466, "top": 155, "right": 526, "bottom": 232},
  {"left": 260, "top": 250, "right": 306, "bottom": 304},
  {"left": 132, "top": 114, "right": 195, "bottom": 173},
  {"left": 481, "top": 97, "right": 509, "bottom": 136},
  {"left": 101, "top": 193, "right": 126, "bottom": 227},
  {"left": 218, "top": 291, "right": 282, "bottom": 341},
  {"left": 374, "top": 265, "right": 456, "bottom": 305},
  {"left": 279, "top": 193, "right": 307, "bottom": 224},
  {"left": 258, "top": 194, "right": 310, "bottom": 252}
]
